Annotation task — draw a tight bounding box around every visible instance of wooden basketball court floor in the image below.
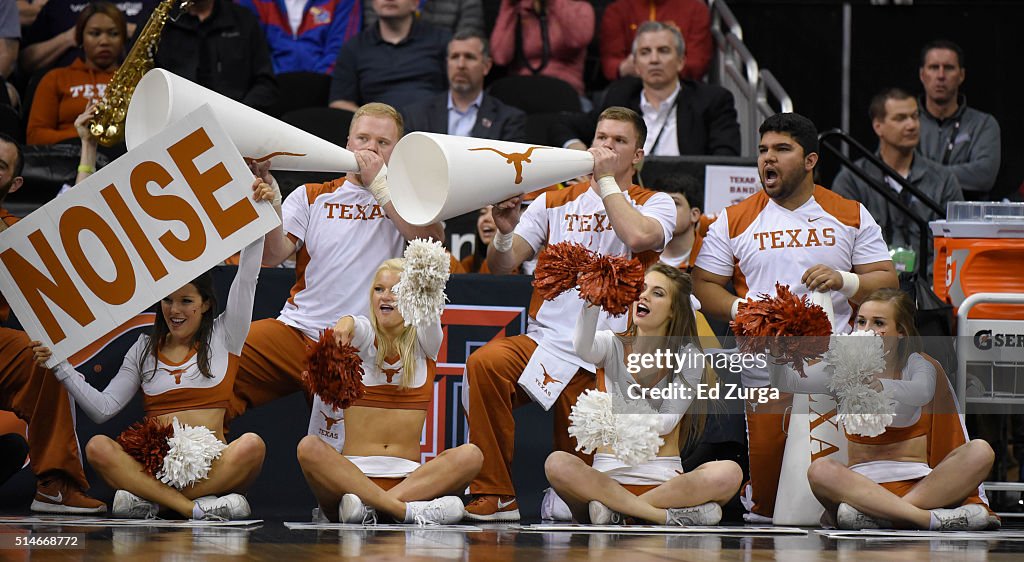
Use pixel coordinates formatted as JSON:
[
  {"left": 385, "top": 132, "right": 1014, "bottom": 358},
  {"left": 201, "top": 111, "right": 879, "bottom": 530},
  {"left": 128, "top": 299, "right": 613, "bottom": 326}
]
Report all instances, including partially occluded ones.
[{"left": 2, "top": 512, "right": 1024, "bottom": 561}]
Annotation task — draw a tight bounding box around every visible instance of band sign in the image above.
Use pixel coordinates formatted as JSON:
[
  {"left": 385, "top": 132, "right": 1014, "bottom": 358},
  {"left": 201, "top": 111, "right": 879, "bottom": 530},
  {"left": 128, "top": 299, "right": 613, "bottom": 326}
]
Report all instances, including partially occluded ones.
[{"left": 0, "top": 105, "right": 279, "bottom": 367}]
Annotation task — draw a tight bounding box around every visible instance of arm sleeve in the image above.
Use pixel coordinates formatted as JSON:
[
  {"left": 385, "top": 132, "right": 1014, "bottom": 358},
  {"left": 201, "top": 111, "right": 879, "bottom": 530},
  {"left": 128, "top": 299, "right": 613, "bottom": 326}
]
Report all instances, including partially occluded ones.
[
  {"left": 942, "top": 171, "right": 965, "bottom": 208},
  {"left": 706, "top": 88, "right": 741, "bottom": 156},
  {"left": 416, "top": 319, "right": 444, "bottom": 361},
  {"left": 852, "top": 205, "right": 893, "bottom": 265},
  {"left": 768, "top": 357, "right": 832, "bottom": 395},
  {"left": 638, "top": 191, "right": 677, "bottom": 252},
  {"left": 453, "top": 0, "right": 485, "bottom": 35},
  {"left": 350, "top": 315, "right": 375, "bottom": 350},
  {"left": 221, "top": 235, "right": 266, "bottom": 354},
  {"left": 692, "top": 209, "right": 735, "bottom": 276},
  {"left": 545, "top": 0, "right": 594, "bottom": 51},
  {"left": 880, "top": 354, "right": 936, "bottom": 408},
  {"left": 953, "top": 117, "right": 1001, "bottom": 193},
  {"left": 573, "top": 304, "right": 614, "bottom": 367},
  {"left": 318, "top": 0, "right": 360, "bottom": 74},
  {"left": 328, "top": 41, "right": 359, "bottom": 103},
  {"left": 651, "top": 344, "right": 706, "bottom": 435},
  {"left": 51, "top": 346, "right": 143, "bottom": 423},
  {"left": 512, "top": 193, "right": 549, "bottom": 254},
  {"left": 679, "top": 2, "right": 712, "bottom": 80},
  {"left": 488, "top": 2, "right": 518, "bottom": 66},
  {"left": 25, "top": 70, "right": 62, "bottom": 145},
  {"left": 281, "top": 185, "right": 310, "bottom": 242},
  {"left": 598, "top": 3, "right": 627, "bottom": 81}
]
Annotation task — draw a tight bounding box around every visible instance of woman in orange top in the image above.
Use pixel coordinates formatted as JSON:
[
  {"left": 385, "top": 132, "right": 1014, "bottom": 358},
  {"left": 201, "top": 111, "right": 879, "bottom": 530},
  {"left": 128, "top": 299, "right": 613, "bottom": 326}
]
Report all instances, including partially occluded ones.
[{"left": 26, "top": 2, "right": 124, "bottom": 145}]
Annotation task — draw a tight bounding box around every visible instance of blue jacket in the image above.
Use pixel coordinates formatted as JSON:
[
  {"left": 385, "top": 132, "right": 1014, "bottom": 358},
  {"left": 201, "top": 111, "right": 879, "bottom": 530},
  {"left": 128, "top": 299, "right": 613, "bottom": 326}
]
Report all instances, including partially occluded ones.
[{"left": 238, "top": 0, "right": 362, "bottom": 74}]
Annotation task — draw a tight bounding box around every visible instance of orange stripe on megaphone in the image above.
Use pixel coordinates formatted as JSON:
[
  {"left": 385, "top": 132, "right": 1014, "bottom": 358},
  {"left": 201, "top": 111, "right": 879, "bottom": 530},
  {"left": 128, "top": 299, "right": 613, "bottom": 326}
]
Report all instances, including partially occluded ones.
[
  {"left": 68, "top": 313, "right": 156, "bottom": 367},
  {"left": 245, "top": 152, "right": 307, "bottom": 164}
]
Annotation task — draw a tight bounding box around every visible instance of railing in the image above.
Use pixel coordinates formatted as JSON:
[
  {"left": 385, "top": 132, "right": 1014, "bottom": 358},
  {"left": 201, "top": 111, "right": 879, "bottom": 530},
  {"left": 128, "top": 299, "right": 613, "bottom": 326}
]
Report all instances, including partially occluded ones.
[
  {"left": 708, "top": 0, "right": 793, "bottom": 158},
  {"left": 818, "top": 128, "right": 946, "bottom": 274}
]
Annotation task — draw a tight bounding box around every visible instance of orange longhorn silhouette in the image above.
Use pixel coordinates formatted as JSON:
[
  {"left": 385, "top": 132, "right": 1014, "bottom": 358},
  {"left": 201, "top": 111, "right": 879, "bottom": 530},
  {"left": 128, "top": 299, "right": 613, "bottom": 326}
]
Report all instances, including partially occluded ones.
[
  {"left": 540, "top": 364, "right": 559, "bottom": 387},
  {"left": 468, "top": 146, "right": 549, "bottom": 184},
  {"left": 157, "top": 367, "right": 188, "bottom": 385},
  {"left": 320, "top": 411, "right": 342, "bottom": 431}
]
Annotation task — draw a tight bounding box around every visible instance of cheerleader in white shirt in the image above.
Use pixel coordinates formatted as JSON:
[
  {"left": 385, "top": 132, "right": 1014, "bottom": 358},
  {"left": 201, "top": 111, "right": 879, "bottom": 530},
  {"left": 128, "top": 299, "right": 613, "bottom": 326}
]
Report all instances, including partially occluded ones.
[
  {"left": 31, "top": 184, "right": 277, "bottom": 521},
  {"left": 544, "top": 263, "right": 743, "bottom": 525},
  {"left": 768, "top": 288, "right": 997, "bottom": 531},
  {"left": 296, "top": 258, "right": 481, "bottom": 525}
]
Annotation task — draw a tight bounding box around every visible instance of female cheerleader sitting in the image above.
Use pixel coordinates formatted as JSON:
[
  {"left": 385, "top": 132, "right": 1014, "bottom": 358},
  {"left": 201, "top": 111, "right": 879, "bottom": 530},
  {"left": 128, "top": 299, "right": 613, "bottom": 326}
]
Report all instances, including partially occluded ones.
[
  {"left": 296, "top": 258, "right": 482, "bottom": 525},
  {"left": 31, "top": 184, "right": 276, "bottom": 521},
  {"left": 769, "top": 288, "right": 998, "bottom": 531},
  {"left": 545, "top": 263, "right": 743, "bottom": 525}
]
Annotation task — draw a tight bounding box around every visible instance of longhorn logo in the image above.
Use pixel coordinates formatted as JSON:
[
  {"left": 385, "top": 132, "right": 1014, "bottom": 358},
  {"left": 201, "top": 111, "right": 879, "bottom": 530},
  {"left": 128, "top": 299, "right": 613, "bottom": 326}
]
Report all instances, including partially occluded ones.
[
  {"left": 540, "top": 364, "right": 558, "bottom": 387},
  {"left": 157, "top": 367, "right": 189, "bottom": 385},
  {"left": 382, "top": 367, "right": 402, "bottom": 384},
  {"left": 320, "top": 411, "right": 342, "bottom": 431},
  {"left": 468, "top": 146, "right": 549, "bottom": 184}
]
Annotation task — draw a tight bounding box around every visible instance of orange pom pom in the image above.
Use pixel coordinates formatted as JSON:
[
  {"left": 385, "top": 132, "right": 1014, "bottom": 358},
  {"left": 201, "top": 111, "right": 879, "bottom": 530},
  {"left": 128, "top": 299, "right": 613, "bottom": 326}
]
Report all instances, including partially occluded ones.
[
  {"left": 532, "top": 241, "right": 595, "bottom": 301},
  {"left": 303, "top": 328, "right": 365, "bottom": 410},
  {"left": 577, "top": 254, "right": 645, "bottom": 317},
  {"left": 116, "top": 417, "right": 173, "bottom": 477},
  {"left": 731, "top": 283, "right": 831, "bottom": 375}
]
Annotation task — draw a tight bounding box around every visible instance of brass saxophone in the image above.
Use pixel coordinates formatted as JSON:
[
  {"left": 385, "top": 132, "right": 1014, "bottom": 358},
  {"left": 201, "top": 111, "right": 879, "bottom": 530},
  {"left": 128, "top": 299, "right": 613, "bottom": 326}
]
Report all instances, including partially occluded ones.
[{"left": 89, "top": 0, "right": 191, "bottom": 147}]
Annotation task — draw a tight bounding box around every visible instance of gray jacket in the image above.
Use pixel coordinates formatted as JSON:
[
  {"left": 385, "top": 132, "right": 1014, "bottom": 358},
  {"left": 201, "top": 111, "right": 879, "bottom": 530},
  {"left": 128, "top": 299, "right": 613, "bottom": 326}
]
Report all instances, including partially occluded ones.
[
  {"left": 362, "top": 0, "right": 484, "bottom": 35},
  {"left": 917, "top": 95, "right": 1001, "bottom": 195},
  {"left": 832, "top": 153, "right": 963, "bottom": 252}
]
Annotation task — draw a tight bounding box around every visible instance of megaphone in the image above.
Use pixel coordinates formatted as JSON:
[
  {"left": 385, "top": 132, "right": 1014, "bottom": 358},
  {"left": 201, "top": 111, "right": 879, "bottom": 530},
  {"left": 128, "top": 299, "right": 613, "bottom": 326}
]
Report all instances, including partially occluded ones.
[
  {"left": 126, "top": 69, "right": 357, "bottom": 173},
  {"left": 388, "top": 132, "right": 595, "bottom": 226}
]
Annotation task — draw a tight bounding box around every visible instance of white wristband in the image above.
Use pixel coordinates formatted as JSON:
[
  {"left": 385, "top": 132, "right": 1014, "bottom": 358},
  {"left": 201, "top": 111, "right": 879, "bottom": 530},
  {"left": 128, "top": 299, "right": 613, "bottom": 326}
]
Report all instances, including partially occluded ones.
[
  {"left": 730, "top": 297, "right": 743, "bottom": 320},
  {"left": 492, "top": 231, "right": 514, "bottom": 253},
  {"left": 367, "top": 163, "right": 390, "bottom": 206},
  {"left": 596, "top": 175, "right": 624, "bottom": 199},
  {"left": 838, "top": 271, "right": 860, "bottom": 299},
  {"left": 268, "top": 177, "right": 282, "bottom": 208}
]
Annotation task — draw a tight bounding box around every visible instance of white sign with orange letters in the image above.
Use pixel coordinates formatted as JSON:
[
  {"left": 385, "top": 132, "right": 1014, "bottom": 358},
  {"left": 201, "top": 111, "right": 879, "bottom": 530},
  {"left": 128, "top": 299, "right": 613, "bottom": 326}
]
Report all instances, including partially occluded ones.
[
  {"left": 703, "top": 164, "right": 761, "bottom": 217},
  {"left": 0, "top": 104, "right": 279, "bottom": 368}
]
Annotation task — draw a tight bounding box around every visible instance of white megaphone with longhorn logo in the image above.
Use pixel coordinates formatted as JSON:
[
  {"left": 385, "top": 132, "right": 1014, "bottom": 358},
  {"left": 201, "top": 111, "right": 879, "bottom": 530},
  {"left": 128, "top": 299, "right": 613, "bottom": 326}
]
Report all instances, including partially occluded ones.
[
  {"left": 388, "top": 132, "right": 595, "bottom": 226},
  {"left": 125, "top": 69, "right": 357, "bottom": 172}
]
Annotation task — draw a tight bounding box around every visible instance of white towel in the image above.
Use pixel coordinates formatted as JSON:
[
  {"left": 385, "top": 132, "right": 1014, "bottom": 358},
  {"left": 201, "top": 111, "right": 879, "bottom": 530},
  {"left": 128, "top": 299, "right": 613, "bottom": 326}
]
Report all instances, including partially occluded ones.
[{"left": 518, "top": 345, "right": 580, "bottom": 411}]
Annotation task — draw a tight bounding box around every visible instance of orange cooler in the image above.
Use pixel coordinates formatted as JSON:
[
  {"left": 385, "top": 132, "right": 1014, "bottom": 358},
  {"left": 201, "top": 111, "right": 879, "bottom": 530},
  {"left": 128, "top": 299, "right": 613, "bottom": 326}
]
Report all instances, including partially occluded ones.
[{"left": 932, "top": 202, "right": 1024, "bottom": 320}]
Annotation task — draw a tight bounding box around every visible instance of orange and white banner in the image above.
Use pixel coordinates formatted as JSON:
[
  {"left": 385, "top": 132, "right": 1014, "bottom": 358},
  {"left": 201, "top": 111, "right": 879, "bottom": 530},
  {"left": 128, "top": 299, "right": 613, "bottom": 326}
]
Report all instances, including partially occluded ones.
[{"left": 0, "top": 104, "right": 279, "bottom": 368}]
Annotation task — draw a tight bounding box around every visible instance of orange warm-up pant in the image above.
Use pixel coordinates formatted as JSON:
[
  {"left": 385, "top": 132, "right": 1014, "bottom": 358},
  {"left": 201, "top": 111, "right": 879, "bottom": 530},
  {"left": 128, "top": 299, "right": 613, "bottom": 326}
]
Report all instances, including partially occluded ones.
[
  {"left": 0, "top": 328, "right": 87, "bottom": 489},
  {"left": 228, "top": 318, "right": 314, "bottom": 419},
  {"left": 743, "top": 392, "right": 793, "bottom": 519},
  {"left": 467, "top": 335, "right": 595, "bottom": 497}
]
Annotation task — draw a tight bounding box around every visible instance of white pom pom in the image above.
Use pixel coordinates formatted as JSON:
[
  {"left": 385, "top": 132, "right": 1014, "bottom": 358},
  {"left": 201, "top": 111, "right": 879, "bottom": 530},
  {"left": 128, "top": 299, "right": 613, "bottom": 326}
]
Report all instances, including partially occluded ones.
[
  {"left": 393, "top": 238, "right": 450, "bottom": 327},
  {"left": 157, "top": 418, "right": 228, "bottom": 490},
  {"left": 567, "top": 390, "right": 663, "bottom": 466},
  {"left": 610, "top": 394, "right": 663, "bottom": 467},
  {"left": 567, "top": 389, "right": 616, "bottom": 454},
  {"left": 837, "top": 385, "right": 896, "bottom": 438},
  {"left": 825, "top": 331, "right": 886, "bottom": 395}
]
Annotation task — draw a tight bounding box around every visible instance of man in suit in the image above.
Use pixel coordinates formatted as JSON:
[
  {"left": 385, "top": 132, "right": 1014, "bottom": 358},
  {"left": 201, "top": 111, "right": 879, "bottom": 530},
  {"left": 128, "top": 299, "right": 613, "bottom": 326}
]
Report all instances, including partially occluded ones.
[
  {"left": 553, "top": 21, "right": 740, "bottom": 156},
  {"left": 403, "top": 31, "right": 527, "bottom": 143}
]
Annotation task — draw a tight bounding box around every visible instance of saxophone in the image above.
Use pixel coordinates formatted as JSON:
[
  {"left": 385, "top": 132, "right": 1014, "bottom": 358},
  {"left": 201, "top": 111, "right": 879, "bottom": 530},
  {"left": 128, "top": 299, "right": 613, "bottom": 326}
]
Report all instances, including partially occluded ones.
[{"left": 89, "top": 0, "right": 190, "bottom": 147}]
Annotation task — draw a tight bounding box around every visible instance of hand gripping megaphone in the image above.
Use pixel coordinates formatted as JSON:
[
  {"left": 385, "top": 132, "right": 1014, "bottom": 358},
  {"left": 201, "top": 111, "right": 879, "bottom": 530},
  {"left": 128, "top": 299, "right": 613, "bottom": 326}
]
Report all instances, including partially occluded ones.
[
  {"left": 126, "top": 69, "right": 357, "bottom": 172},
  {"left": 388, "top": 132, "right": 595, "bottom": 226}
]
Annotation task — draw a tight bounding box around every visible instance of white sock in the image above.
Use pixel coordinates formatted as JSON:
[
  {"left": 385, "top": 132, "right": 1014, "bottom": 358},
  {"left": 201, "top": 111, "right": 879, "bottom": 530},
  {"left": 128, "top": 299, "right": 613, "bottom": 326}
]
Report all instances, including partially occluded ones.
[
  {"left": 928, "top": 511, "right": 939, "bottom": 530},
  {"left": 192, "top": 502, "right": 204, "bottom": 520},
  {"left": 403, "top": 503, "right": 413, "bottom": 523}
]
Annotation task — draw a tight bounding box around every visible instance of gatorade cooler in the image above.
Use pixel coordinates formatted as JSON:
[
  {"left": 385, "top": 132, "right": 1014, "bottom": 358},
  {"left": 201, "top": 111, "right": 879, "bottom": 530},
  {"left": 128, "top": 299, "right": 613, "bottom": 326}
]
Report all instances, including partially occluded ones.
[{"left": 932, "top": 202, "right": 1024, "bottom": 320}]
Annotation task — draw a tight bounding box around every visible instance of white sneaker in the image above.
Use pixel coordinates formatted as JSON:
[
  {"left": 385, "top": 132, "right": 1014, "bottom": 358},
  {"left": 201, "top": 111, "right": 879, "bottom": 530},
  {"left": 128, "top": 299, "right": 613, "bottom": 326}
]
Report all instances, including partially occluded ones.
[
  {"left": 405, "top": 496, "right": 465, "bottom": 525},
  {"left": 111, "top": 490, "right": 159, "bottom": 519},
  {"left": 837, "top": 503, "right": 890, "bottom": 530},
  {"left": 931, "top": 504, "right": 1000, "bottom": 531},
  {"left": 588, "top": 501, "right": 624, "bottom": 525},
  {"left": 541, "top": 488, "right": 573, "bottom": 521},
  {"left": 665, "top": 502, "right": 722, "bottom": 526},
  {"left": 340, "top": 494, "right": 377, "bottom": 525},
  {"left": 195, "top": 494, "right": 251, "bottom": 520}
]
